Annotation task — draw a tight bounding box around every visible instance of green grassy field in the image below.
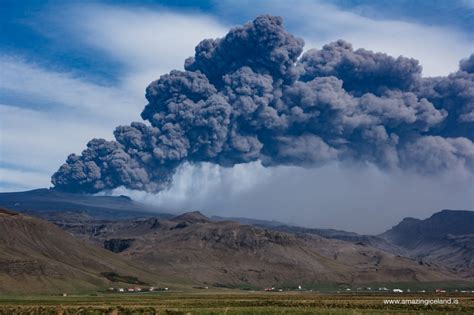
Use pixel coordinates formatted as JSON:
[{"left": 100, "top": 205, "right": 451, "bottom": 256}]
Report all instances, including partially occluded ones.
[{"left": 0, "top": 291, "right": 473, "bottom": 314}]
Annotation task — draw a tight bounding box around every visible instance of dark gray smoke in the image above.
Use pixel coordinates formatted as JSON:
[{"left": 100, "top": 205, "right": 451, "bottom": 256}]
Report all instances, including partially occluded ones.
[{"left": 52, "top": 15, "right": 474, "bottom": 193}]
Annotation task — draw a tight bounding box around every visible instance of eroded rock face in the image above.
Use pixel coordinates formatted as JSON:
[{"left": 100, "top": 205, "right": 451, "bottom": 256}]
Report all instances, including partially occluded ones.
[
  {"left": 103, "top": 238, "right": 135, "bottom": 253},
  {"left": 198, "top": 226, "right": 294, "bottom": 249}
]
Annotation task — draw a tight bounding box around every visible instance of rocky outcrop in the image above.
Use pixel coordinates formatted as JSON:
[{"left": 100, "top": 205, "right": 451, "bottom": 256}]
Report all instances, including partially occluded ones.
[{"left": 104, "top": 238, "right": 135, "bottom": 253}]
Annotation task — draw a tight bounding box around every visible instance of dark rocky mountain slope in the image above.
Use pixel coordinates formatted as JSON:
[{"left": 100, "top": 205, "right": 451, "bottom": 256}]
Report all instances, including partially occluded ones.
[{"left": 380, "top": 210, "right": 474, "bottom": 277}]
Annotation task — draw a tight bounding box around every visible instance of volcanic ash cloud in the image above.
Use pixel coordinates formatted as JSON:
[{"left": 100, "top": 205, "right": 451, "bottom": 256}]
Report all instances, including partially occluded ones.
[{"left": 52, "top": 15, "right": 474, "bottom": 194}]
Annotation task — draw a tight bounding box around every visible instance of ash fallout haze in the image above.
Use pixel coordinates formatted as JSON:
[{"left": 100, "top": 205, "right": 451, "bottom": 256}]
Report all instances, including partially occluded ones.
[{"left": 1, "top": 0, "right": 474, "bottom": 233}]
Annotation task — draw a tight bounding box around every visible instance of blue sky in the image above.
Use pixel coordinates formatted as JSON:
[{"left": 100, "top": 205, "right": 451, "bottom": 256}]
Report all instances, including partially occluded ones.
[{"left": 1, "top": 0, "right": 473, "bottom": 231}]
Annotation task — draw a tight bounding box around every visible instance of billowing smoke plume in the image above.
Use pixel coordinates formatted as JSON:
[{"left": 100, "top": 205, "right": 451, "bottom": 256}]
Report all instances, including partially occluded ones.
[{"left": 52, "top": 15, "right": 474, "bottom": 193}]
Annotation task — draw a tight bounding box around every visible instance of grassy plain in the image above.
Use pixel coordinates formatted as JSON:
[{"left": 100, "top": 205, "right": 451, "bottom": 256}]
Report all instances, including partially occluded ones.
[{"left": 0, "top": 291, "right": 473, "bottom": 314}]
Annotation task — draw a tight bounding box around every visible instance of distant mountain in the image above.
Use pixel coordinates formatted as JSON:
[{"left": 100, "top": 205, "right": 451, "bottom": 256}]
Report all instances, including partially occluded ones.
[
  {"left": 174, "top": 211, "right": 211, "bottom": 224},
  {"left": 211, "top": 215, "right": 287, "bottom": 227},
  {"left": 379, "top": 210, "right": 474, "bottom": 278},
  {"left": 59, "top": 211, "right": 462, "bottom": 288},
  {"left": 0, "top": 208, "right": 164, "bottom": 294},
  {"left": 219, "top": 210, "right": 474, "bottom": 280},
  {"left": 381, "top": 210, "right": 474, "bottom": 247},
  {"left": 263, "top": 225, "right": 407, "bottom": 256},
  {"left": 218, "top": 217, "right": 407, "bottom": 256},
  {"left": 0, "top": 188, "right": 173, "bottom": 220}
]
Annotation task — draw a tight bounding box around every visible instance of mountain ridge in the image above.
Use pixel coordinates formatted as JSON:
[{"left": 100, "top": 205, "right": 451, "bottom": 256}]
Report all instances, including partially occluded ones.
[
  {"left": 0, "top": 209, "right": 166, "bottom": 294},
  {"left": 0, "top": 188, "right": 472, "bottom": 292},
  {"left": 0, "top": 188, "right": 173, "bottom": 220},
  {"left": 64, "top": 213, "right": 461, "bottom": 288},
  {"left": 379, "top": 209, "right": 474, "bottom": 277}
]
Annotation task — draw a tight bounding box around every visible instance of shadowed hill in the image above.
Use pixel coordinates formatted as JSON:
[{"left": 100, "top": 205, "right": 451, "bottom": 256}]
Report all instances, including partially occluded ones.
[
  {"left": 381, "top": 210, "right": 474, "bottom": 247},
  {"left": 380, "top": 210, "right": 474, "bottom": 277},
  {"left": 0, "top": 209, "right": 165, "bottom": 294},
  {"left": 0, "top": 188, "right": 173, "bottom": 220}
]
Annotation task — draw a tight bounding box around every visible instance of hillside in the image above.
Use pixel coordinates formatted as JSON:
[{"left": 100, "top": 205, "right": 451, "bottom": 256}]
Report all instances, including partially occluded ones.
[
  {"left": 261, "top": 224, "right": 407, "bottom": 256},
  {"left": 380, "top": 210, "right": 474, "bottom": 277},
  {"left": 381, "top": 210, "right": 474, "bottom": 247},
  {"left": 0, "top": 208, "right": 164, "bottom": 294},
  {"left": 61, "top": 211, "right": 461, "bottom": 288},
  {"left": 1, "top": 189, "right": 472, "bottom": 290}
]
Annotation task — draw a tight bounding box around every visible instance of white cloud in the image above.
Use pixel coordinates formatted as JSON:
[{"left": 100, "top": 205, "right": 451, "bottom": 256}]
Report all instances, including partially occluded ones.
[
  {"left": 0, "top": 55, "right": 143, "bottom": 186},
  {"left": 0, "top": 56, "right": 142, "bottom": 122},
  {"left": 65, "top": 5, "right": 228, "bottom": 93},
  {"left": 0, "top": 104, "right": 113, "bottom": 173},
  {"left": 0, "top": 168, "right": 51, "bottom": 191}
]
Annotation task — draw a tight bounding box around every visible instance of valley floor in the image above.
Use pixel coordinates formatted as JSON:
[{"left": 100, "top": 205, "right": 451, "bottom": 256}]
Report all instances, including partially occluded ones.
[{"left": 1, "top": 291, "right": 473, "bottom": 314}]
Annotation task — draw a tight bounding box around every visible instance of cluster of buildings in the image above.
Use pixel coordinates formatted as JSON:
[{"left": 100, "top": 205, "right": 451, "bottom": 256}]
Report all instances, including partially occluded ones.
[
  {"left": 264, "top": 287, "right": 284, "bottom": 292},
  {"left": 342, "top": 287, "right": 474, "bottom": 293},
  {"left": 264, "top": 285, "right": 303, "bottom": 292},
  {"left": 108, "top": 287, "right": 169, "bottom": 293}
]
